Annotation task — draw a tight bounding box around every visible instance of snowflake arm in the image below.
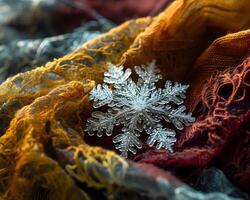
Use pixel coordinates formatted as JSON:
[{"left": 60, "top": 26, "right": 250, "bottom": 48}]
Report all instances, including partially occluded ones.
[
  {"left": 135, "top": 60, "right": 162, "bottom": 83},
  {"left": 147, "top": 127, "right": 177, "bottom": 152},
  {"left": 85, "top": 111, "right": 115, "bottom": 137},
  {"left": 113, "top": 113, "right": 144, "bottom": 157},
  {"left": 167, "top": 106, "right": 195, "bottom": 130},
  {"left": 113, "top": 130, "right": 142, "bottom": 158},
  {"left": 104, "top": 63, "right": 131, "bottom": 87},
  {"left": 89, "top": 84, "right": 113, "bottom": 108},
  {"left": 161, "top": 81, "right": 189, "bottom": 105},
  {"left": 111, "top": 79, "right": 138, "bottom": 107}
]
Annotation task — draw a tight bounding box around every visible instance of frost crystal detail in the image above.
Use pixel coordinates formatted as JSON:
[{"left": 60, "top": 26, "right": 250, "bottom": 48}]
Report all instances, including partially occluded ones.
[{"left": 85, "top": 61, "right": 195, "bottom": 158}]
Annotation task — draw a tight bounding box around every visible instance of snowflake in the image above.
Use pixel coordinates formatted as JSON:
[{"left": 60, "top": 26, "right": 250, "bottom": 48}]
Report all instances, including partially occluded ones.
[{"left": 85, "top": 61, "right": 195, "bottom": 158}]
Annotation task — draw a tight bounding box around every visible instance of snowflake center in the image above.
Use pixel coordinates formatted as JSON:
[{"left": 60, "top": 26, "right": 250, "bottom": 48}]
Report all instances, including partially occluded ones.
[{"left": 131, "top": 97, "right": 147, "bottom": 111}]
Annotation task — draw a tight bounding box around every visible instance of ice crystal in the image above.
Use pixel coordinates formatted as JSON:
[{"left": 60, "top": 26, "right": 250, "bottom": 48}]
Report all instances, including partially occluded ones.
[{"left": 85, "top": 61, "right": 195, "bottom": 158}]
